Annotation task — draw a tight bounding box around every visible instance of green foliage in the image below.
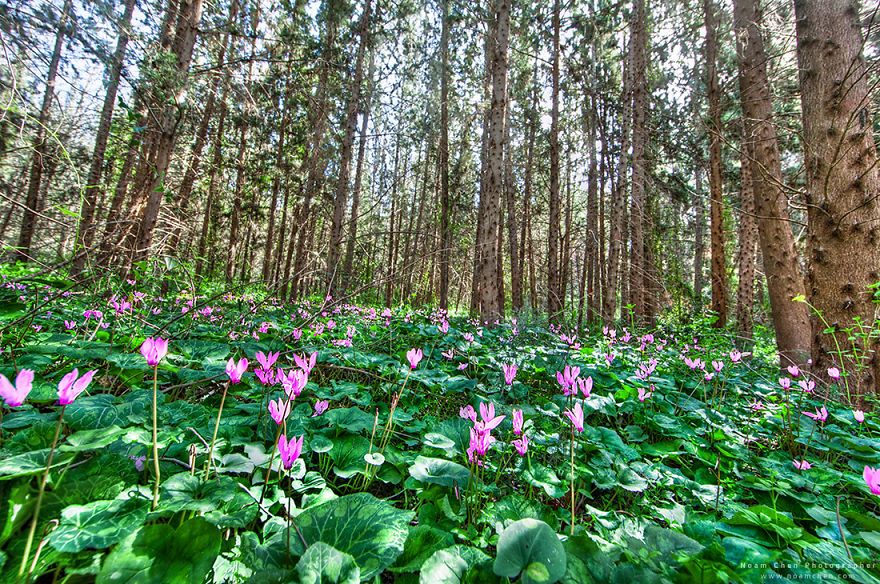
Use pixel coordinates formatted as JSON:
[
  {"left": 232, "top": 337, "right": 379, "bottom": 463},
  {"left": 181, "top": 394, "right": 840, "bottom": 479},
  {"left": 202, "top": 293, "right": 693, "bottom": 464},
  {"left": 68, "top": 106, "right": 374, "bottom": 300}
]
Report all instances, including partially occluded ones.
[{"left": 0, "top": 272, "right": 879, "bottom": 583}]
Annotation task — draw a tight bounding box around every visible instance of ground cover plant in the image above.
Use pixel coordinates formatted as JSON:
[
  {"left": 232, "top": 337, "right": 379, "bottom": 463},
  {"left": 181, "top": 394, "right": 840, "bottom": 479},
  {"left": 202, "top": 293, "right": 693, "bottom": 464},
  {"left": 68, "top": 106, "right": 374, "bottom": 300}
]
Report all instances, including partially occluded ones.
[{"left": 0, "top": 270, "right": 878, "bottom": 584}]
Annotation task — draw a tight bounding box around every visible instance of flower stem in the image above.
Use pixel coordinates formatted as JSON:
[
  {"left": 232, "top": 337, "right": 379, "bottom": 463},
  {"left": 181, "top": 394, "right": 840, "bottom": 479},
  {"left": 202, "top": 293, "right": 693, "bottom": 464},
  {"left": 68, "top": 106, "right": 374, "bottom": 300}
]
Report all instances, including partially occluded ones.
[
  {"left": 20, "top": 405, "right": 65, "bottom": 580},
  {"left": 570, "top": 425, "right": 575, "bottom": 535},
  {"left": 204, "top": 380, "right": 231, "bottom": 480},
  {"left": 151, "top": 365, "right": 160, "bottom": 511}
]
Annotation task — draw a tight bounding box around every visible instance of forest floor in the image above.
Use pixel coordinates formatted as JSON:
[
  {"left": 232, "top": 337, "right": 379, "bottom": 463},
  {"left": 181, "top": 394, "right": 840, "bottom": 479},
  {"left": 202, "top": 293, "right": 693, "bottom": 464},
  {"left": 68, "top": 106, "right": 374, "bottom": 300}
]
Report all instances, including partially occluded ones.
[{"left": 0, "top": 265, "right": 878, "bottom": 583}]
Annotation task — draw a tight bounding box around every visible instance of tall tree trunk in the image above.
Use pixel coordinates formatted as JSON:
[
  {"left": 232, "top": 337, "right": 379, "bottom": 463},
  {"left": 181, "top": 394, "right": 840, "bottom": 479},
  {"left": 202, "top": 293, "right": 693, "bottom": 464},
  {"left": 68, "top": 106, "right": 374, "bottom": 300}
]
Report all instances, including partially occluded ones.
[
  {"left": 327, "top": 0, "right": 371, "bottom": 293},
  {"left": 195, "top": 94, "right": 228, "bottom": 278},
  {"left": 693, "top": 165, "right": 706, "bottom": 303},
  {"left": 438, "top": 0, "right": 452, "bottom": 310},
  {"left": 169, "top": 0, "right": 240, "bottom": 258},
  {"left": 504, "top": 102, "right": 521, "bottom": 312},
  {"left": 471, "top": 11, "right": 495, "bottom": 316},
  {"left": 794, "top": 0, "right": 880, "bottom": 395},
  {"left": 262, "top": 77, "right": 291, "bottom": 283},
  {"left": 547, "top": 0, "right": 563, "bottom": 321},
  {"left": 733, "top": 0, "right": 810, "bottom": 367},
  {"left": 342, "top": 52, "right": 375, "bottom": 293},
  {"left": 71, "top": 0, "right": 135, "bottom": 275},
  {"left": 628, "top": 0, "right": 649, "bottom": 319},
  {"left": 291, "top": 5, "right": 337, "bottom": 299},
  {"left": 226, "top": 3, "right": 260, "bottom": 283},
  {"left": 125, "top": 0, "right": 205, "bottom": 264},
  {"left": 735, "top": 137, "right": 758, "bottom": 342},
  {"left": 474, "top": 0, "right": 510, "bottom": 321},
  {"left": 585, "top": 92, "right": 599, "bottom": 323},
  {"left": 16, "top": 0, "right": 72, "bottom": 261},
  {"left": 705, "top": 0, "right": 728, "bottom": 327},
  {"left": 604, "top": 35, "right": 632, "bottom": 322}
]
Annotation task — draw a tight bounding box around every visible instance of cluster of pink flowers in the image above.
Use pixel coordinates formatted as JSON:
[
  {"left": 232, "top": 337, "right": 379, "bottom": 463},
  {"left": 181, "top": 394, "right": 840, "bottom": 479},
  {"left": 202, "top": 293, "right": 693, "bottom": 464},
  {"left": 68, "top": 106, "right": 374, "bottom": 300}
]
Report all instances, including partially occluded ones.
[{"left": 461, "top": 402, "right": 507, "bottom": 464}]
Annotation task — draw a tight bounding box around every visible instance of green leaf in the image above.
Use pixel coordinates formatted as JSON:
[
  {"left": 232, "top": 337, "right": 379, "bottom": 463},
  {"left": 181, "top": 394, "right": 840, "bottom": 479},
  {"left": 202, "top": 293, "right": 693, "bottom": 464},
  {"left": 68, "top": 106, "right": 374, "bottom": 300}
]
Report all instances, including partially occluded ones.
[
  {"left": 47, "top": 497, "right": 149, "bottom": 553},
  {"left": 295, "top": 542, "right": 361, "bottom": 584},
  {"left": 97, "top": 518, "right": 220, "bottom": 584},
  {"left": 409, "top": 456, "right": 471, "bottom": 488},
  {"left": 419, "top": 545, "right": 490, "bottom": 584},
  {"left": 494, "top": 519, "right": 566, "bottom": 584},
  {"left": 391, "top": 525, "right": 454, "bottom": 573},
  {"left": 0, "top": 449, "right": 76, "bottom": 480},
  {"left": 290, "top": 493, "right": 414, "bottom": 581}
]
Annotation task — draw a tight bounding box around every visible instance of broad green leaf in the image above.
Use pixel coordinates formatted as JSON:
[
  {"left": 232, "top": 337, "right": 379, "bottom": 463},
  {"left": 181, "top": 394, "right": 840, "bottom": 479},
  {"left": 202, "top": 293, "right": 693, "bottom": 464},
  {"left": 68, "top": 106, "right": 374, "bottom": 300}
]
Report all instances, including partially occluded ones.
[
  {"left": 295, "top": 542, "right": 360, "bottom": 584},
  {"left": 290, "top": 493, "right": 413, "bottom": 580},
  {"left": 409, "top": 456, "right": 471, "bottom": 488},
  {"left": 494, "top": 518, "right": 566, "bottom": 584},
  {"left": 47, "top": 497, "right": 148, "bottom": 553},
  {"left": 419, "top": 545, "right": 490, "bottom": 584},
  {"left": 97, "top": 518, "right": 220, "bottom": 584}
]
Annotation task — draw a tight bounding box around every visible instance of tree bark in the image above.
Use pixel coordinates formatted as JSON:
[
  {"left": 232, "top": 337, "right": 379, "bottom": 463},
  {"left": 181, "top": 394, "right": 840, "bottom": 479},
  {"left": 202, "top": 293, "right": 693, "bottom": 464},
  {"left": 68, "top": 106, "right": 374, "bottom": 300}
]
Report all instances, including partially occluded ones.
[
  {"left": 474, "top": 0, "right": 510, "bottom": 321},
  {"left": 693, "top": 165, "right": 706, "bottom": 303},
  {"left": 628, "top": 0, "right": 649, "bottom": 319},
  {"left": 705, "top": 0, "right": 728, "bottom": 326},
  {"left": 15, "top": 0, "right": 72, "bottom": 261},
  {"left": 71, "top": 0, "right": 135, "bottom": 275},
  {"left": 794, "top": 0, "right": 880, "bottom": 395},
  {"left": 126, "top": 0, "right": 205, "bottom": 264},
  {"left": 735, "top": 137, "right": 758, "bottom": 342},
  {"left": 547, "top": 0, "right": 563, "bottom": 321},
  {"left": 169, "top": 0, "right": 240, "bottom": 258},
  {"left": 604, "top": 34, "right": 633, "bottom": 322},
  {"left": 327, "top": 0, "right": 371, "bottom": 293},
  {"left": 438, "top": 0, "right": 452, "bottom": 310},
  {"left": 733, "top": 0, "right": 810, "bottom": 367},
  {"left": 341, "top": 52, "right": 375, "bottom": 294},
  {"left": 226, "top": 3, "right": 260, "bottom": 283}
]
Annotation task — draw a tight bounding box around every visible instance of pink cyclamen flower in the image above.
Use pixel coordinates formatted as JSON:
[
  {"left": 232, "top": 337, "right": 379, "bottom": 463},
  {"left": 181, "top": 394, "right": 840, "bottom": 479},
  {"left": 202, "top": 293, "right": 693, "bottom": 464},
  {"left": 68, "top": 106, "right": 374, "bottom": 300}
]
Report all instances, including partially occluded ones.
[
  {"left": 281, "top": 369, "right": 309, "bottom": 398},
  {"left": 512, "top": 435, "right": 528, "bottom": 456},
  {"left": 460, "top": 404, "right": 477, "bottom": 423},
  {"left": 406, "top": 348, "right": 423, "bottom": 370},
  {"left": 457, "top": 363, "right": 468, "bottom": 370},
  {"left": 798, "top": 379, "right": 815, "bottom": 393},
  {"left": 577, "top": 376, "right": 593, "bottom": 399},
  {"left": 803, "top": 406, "right": 828, "bottom": 423},
  {"left": 827, "top": 367, "right": 841, "bottom": 381},
  {"left": 864, "top": 466, "right": 880, "bottom": 495},
  {"left": 312, "top": 400, "right": 329, "bottom": 417},
  {"left": 786, "top": 365, "right": 800, "bottom": 378},
  {"left": 278, "top": 434, "right": 304, "bottom": 469},
  {"left": 226, "top": 357, "right": 248, "bottom": 384},
  {"left": 793, "top": 460, "right": 811, "bottom": 471},
  {"left": 140, "top": 337, "right": 169, "bottom": 367},
  {"left": 294, "top": 352, "right": 318, "bottom": 374},
  {"left": 512, "top": 409, "right": 524, "bottom": 435},
  {"left": 57, "top": 368, "right": 98, "bottom": 405},
  {"left": 0, "top": 369, "right": 34, "bottom": 407},
  {"left": 638, "top": 386, "right": 654, "bottom": 402},
  {"left": 268, "top": 397, "right": 291, "bottom": 424},
  {"left": 476, "top": 402, "right": 505, "bottom": 433},
  {"left": 502, "top": 363, "right": 517, "bottom": 385},
  {"left": 854, "top": 410, "right": 865, "bottom": 423},
  {"left": 779, "top": 377, "right": 791, "bottom": 390},
  {"left": 255, "top": 351, "right": 279, "bottom": 371},
  {"left": 564, "top": 402, "right": 585, "bottom": 433},
  {"left": 64, "top": 320, "right": 76, "bottom": 330},
  {"left": 729, "top": 350, "right": 742, "bottom": 363},
  {"left": 556, "top": 365, "right": 580, "bottom": 395},
  {"left": 712, "top": 360, "right": 724, "bottom": 373},
  {"left": 255, "top": 368, "right": 275, "bottom": 386}
]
